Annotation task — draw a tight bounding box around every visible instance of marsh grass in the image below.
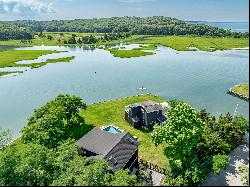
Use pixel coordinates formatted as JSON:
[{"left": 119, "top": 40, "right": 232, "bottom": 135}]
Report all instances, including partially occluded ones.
[
  {"left": 232, "top": 83, "right": 249, "bottom": 97},
  {"left": 0, "top": 50, "right": 75, "bottom": 76},
  {"left": 108, "top": 48, "right": 155, "bottom": 58},
  {"left": 133, "top": 35, "right": 249, "bottom": 51}
]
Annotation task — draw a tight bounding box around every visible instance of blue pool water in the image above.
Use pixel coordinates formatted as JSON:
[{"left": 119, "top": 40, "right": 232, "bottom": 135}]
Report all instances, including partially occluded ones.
[{"left": 103, "top": 126, "right": 122, "bottom": 134}]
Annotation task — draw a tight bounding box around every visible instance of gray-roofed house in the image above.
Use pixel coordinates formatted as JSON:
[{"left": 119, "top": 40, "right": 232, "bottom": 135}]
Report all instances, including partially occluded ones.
[
  {"left": 76, "top": 127, "right": 139, "bottom": 174},
  {"left": 125, "top": 101, "right": 170, "bottom": 129}
]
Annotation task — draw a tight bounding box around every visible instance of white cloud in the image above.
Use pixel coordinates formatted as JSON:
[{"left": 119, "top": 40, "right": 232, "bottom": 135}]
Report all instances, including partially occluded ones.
[{"left": 0, "top": 0, "right": 55, "bottom": 15}]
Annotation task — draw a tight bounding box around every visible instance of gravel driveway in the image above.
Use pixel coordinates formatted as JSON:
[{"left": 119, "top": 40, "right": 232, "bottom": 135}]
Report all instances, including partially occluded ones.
[{"left": 201, "top": 133, "right": 249, "bottom": 186}]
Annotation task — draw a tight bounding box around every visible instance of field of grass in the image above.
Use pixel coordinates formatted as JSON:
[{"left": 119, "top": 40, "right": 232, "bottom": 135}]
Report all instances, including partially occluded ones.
[
  {"left": 232, "top": 83, "right": 249, "bottom": 98},
  {"left": 134, "top": 35, "right": 249, "bottom": 51},
  {"left": 80, "top": 94, "right": 169, "bottom": 168}
]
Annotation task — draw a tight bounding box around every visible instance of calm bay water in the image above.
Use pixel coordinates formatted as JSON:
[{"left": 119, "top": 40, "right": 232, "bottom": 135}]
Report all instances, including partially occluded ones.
[
  {"left": 187, "top": 21, "right": 249, "bottom": 32},
  {"left": 0, "top": 45, "right": 249, "bottom": 137}
]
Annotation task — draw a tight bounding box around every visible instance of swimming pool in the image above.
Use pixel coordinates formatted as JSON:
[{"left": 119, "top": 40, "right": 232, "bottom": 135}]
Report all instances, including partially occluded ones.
[{"left": 102, "top": 125, "right": 123, "bottom": 134}]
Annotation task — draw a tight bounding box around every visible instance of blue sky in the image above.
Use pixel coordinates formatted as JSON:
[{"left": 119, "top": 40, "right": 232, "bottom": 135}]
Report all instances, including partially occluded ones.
[{"left": 0, "top": 0, "right": 249, "bottom": 22}]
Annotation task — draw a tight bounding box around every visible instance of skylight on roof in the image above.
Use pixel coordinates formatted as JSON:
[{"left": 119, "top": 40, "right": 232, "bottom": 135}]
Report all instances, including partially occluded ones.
[
  {"left": 109, "top": 156, "right": 118, "bottom": 165},
  {"left": 127, "top": 137, "right": 135, "bottom": 144}
]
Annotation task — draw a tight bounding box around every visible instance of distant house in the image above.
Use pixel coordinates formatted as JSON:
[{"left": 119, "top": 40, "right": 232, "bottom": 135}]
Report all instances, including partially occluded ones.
[
  {"left": 76, "top": 127, "right": 139, "bottom": 174},
  {"left": 125, "top": 101, "right": 170, "bottom": 129}
]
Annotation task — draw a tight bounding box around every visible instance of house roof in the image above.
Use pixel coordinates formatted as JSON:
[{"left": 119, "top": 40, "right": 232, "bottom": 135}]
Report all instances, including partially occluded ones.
[
  {"left": 127, "top": 101, "right": 164, "bottom": 113},
  {"left": 76, "top": 128, "right": 126, "bottom": 158},
  {"left": 144, "top": 104, "right": 164, "bottom": 113},
  {"left": 104, "top": 133, "right": 139, "bottom": 171},
  {"left": 76, "top": 128, "right": 139, "bottom": 171}
]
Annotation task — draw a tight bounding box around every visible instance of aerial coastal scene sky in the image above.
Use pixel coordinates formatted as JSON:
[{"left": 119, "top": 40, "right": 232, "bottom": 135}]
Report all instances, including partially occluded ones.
[{"left": 0, "top": 0, "right": 249, "bottom": 22}]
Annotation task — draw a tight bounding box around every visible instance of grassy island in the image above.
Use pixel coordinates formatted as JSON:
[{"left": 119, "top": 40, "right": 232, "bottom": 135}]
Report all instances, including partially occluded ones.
[
  {"left": 29, "top": 56, "right": 75, "bottom": 69},
  {"left": 0, "top": 50, "right": 75, "bottom": 76},
  {"left": 228, "top": 83, "right": 249, "bottom": 101},
  {"left": 80, "top": 94, "right": 168, "bottom": 167},
  {"left": 232, "top": 84, "right": 249, "bottom": 97},
  {"left": 0, "top": 50, "right": 62, "bottom": 68},
  {"left": 108, "top": 48, "right": 155, "bottom": 58},
  {"left": 0, "top": 71, "right": 21, "bottom": 77}
]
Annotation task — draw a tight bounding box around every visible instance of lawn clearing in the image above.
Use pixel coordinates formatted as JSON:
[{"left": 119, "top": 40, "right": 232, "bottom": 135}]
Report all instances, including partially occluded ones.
[{"left": 80, "top": 94, "right": 169, "bottom": 168}]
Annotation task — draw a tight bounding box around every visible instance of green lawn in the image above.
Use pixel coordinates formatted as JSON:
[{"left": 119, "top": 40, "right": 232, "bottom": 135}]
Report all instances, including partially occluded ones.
[
  {"left": 80, "top": 94, "right": 169, "bottom": 168},
  {"left": 134, "top": 35, "right": 249, "bottom": 51},
  {"left": 232, "top": 83, "right": 249, "bottom": 97}
]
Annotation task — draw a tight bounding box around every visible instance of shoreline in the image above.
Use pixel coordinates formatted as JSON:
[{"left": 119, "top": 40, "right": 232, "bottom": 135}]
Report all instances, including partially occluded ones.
[
  {"left": 232, "top": 47, "right": 249, "bottom": 50},
  {"left": 227, "top": 84, "right": 249, "bottom": 102}
]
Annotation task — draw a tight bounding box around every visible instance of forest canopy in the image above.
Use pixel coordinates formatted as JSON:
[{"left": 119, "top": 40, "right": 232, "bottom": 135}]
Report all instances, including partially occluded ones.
[
  {"left": 0, "top": 23, "right": 34, "bottom": 41},
  {"left": 2, "top": 16, "right": 248, "bottom": 38}
]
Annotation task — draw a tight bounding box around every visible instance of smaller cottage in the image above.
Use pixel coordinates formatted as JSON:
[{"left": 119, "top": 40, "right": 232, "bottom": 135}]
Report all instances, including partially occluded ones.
[
  {"left": 76, "top": 127, "right": 139, "bottom": 174},
  {"left": 125, "top": 101, "right": 170, "bottom": 129}
]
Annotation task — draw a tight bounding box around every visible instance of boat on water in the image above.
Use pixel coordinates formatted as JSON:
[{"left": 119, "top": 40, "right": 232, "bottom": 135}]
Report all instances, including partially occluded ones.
[{"left": 139, "top": 86, "right": 147, "bottom": 90}]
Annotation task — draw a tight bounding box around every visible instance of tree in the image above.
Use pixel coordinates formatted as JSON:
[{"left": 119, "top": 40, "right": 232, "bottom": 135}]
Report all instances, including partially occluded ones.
[
  {"left": 0, "top": 142, "right": 53, "bottom": 186},
  {"left": 168, "top": 99, "right": 185, "bottom": 109},
  {"left": 212, "top": 154, "right": 229, "bottom": 175},
  {"left": 0, "top": 139, "right": 140, "bottom": 186},
  {"left": 152, "top": 102, "right": 204, "bottom": 185},
  {"left": 21, "top": 94, "right": 90, "bottom": 149},
  {"left": 7, "top": 17, "right": 248, "bottom": 38},
  {"left": 0, "top": 128, "right": 12, "bottom": 149},
  {"left": 47, "top": 35, "right": 53, "bottom": 40},
  {"left": 110, "top": 170, "right": 139, "bottom": 186},
  {"left": 51, "top": 140, "right": 139, "bottom": 186},
  {"left": 67, "top": 36, "right": 77, "bottom": 44},
  {"left": 152, "top": 102, "right": 204, "bottom": 166},
  {"left": 0, "top": 23, "right": 33, "bottom": 41},
  {"left": 38, "top": 31, "right": 43, "bottom": 37}
]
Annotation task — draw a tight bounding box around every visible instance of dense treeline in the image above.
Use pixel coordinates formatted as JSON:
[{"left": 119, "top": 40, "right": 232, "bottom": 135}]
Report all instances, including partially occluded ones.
[
  {"left": 5, "top": 16, "right": 249, "bottom": 38},
  {"left": 63, "top": 32, "right": 131, "bottom": 44},
  {"left": 0, "top": 95, "right": 150, "bottom": 186},
  {"left": 152, "top": 100, "right": 249, "bottom": 186},
  {"left": 0, "top": 23, "right": 34, "bottom": 41}
]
